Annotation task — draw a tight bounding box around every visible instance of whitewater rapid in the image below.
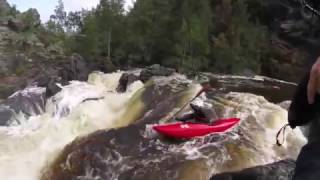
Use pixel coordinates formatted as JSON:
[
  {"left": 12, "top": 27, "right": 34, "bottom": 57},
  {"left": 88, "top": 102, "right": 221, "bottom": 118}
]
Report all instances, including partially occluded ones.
[
  {"left": 0, "top": 71, "right": 307, "bottom": 180},
  {"left": 0, "top": 71, "right": 144, "bottom": 180}
]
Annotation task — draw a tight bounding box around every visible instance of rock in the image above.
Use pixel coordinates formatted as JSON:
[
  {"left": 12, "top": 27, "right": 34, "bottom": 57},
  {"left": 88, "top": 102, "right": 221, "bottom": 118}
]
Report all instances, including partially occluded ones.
[
  {"left": 6, "top": 86, "right": 46, "bottom": 114},
  {"left": 33, "top": 71, "right": 62, "bottom": 97},
  {"left": 0, "top": 106, "right": 13, "bottom": 126},
  {"left": 204, "top": 73, "right": 297, "bottom": 103},
  {"left": 139, "top": 64, "right": 176, "bottom": 83},
  {"left": 8, "top": 8, "right": 40, "bottom": 32},
  {"left": 116, "top": 73, "right": 139, "bottom": 93},
  {"left": 7, "top": 18, "right": 25, "bottom": 32},
  {"left": 210, "top": 159, "right": 295, "bottom": 180},
  {"left": 103, "top": 57, "right": 117, "bottom": 72},
  {"left": 27, "top": 54, "right": 91, "bottom": 98},
  {"left": 0, "top": 86, "right": 46, "bottom": 126},
  {"left": 0, "top": 25, "right": 9, "bottom": 32},
  {"left": 59, "top": 53, "right": 90, "bottom": 82}
]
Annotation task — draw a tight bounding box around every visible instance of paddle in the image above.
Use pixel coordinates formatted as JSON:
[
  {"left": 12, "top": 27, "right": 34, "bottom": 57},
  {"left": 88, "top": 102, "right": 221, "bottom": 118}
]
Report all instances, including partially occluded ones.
[{"left": 168, "top": 84, "right": 213, "bottom": 121}]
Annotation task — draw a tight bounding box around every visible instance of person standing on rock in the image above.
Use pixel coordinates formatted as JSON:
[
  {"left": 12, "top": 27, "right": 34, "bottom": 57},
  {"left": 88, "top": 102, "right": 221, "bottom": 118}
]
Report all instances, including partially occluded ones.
[{"left": 289, "top": 57, "right": 320, "bottom": 180}]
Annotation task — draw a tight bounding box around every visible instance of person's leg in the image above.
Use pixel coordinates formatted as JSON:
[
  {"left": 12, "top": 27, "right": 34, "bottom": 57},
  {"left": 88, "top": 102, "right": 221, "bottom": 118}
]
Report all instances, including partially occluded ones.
[
  {"left": 190, "top": 103, "right": 212, "bottom": 123},
  {"left": 293, "top": 141, "right": 320, "bottom": 180},
  {"left": 175, "top": 111, "right": 196, "bottom": 122}
]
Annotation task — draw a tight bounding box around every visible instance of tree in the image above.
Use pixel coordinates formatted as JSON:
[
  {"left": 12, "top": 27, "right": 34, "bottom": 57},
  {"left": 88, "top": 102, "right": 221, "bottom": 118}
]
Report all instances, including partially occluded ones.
[
  {"left": 66, "top": 11, "right": 84, "bottom": 33},
  {"left": 210, "top": 0, "right": 269, "bottom": 74},
  {"left": 76, "top": 12, "right": 100, "bottom": 58},
  {"left": 8, "top": 5, "right": 19, "bottom": 17},
  {"left": 47, "top": 0, "right": 67, "bottom": 33},
  {"left": 175, "top": 0, "right": 212, "bottom": 72},
  {"left": 96, "top": 0, "right": 125, "bottom": 60}
]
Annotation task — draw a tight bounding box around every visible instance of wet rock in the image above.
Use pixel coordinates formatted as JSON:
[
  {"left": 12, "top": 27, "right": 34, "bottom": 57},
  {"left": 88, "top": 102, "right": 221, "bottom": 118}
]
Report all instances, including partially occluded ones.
[
  {"left": 41, "top": 78, "right": 196, "bottom": 180},
  {"left": 33, "top": 71, "right": 62, "bottom": 97},
  {"left": 204, "top": 73, "right": 297, "bottom": 103},
  {"left": 117, "top": 65, "right": 176, "bottom": 92},
  {"left": 116, "top": 73, "right": 139, "bottom": 93},
  {"left": 28, "top": 53, "right": 91, "bottom": 98},
  {"left": 0, "top": 86, "right": 46, "bottom": 126},
  {"left": 0, "top": 106, "right": 13, "bottom": 126},
  {"left": 139, "top": 64, "right": 176, "bottom": 83},
  {"left": 210, "top": 159, "right": 295, "bottom": 180}
]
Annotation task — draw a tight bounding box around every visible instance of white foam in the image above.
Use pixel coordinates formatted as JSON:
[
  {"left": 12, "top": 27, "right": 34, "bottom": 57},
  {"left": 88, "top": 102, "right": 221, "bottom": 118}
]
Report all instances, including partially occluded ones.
[{"left": 0, "top": 71, "right": 144, "bottom": 180}]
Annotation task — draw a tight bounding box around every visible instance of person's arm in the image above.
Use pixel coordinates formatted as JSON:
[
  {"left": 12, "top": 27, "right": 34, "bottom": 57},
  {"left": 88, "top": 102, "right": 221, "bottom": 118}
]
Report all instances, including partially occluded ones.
[
  {"left": 308, "top": 57, "right": 320, "bottom": 104},
  {"left": 196, "top": 83, "right": 214, "bottom": 97}
]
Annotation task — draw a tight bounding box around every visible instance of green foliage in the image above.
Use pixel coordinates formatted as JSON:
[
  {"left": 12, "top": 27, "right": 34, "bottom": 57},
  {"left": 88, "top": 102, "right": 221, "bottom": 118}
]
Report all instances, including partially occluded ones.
[
  {"left": 210, "top": 0, "right": 269, "bottom": 74},
  {"left": 51, "top": 0, "right": 67, "bottom": 30},
  {"left": 7, "top": 5, "right": 19, "bottom": 17},
  {"left": 43, "top": 0, "right": 271, "bottom": 75},
  {"left": 75, "top": 12, "right": 100, "bottom": 57}
]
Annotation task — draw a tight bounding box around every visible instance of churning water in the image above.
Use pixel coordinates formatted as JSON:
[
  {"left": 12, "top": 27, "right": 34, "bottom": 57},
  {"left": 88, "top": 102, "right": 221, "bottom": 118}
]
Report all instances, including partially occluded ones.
[{"left": 0, "top": 71, "right": 307, "bottom": 180}]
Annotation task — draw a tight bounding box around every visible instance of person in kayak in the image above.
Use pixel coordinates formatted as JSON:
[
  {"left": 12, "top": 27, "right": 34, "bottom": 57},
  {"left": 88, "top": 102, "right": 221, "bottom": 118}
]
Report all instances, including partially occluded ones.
[{"left": 175, "top": 82, "right": 218, "bottom": 124}]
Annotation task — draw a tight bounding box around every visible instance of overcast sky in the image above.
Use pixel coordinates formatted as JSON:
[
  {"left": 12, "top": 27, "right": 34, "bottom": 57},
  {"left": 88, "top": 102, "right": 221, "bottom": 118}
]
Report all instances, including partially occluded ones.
[{"left": 7, "top": 0, "right": 135, "bottom": 22}]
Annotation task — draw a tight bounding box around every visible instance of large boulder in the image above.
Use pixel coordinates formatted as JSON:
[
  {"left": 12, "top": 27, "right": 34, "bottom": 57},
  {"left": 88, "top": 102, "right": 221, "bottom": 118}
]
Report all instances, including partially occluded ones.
[
  {"left": 210, "top": 159, "right": 295, "bottom": 180},
  {"left": 0, "top": 86, "right": 46, "bottom": 126},
  {"left": 116, "top": 72, "right": 139, "bottom": 93},
  {"left": 32, "top": 68, "right": 63, "bottom": 97},
  {"left": 139, "top": 64, "right": 176, "bottom": 83},
  {"left": 31, "top": 54, "right": 91, "bottom": 97},
  {"left": 116, "top": 65, "right": 177, "bottom": 93},
  {"left": 59, "top": 53, "right": 90, "bottom": 82}
]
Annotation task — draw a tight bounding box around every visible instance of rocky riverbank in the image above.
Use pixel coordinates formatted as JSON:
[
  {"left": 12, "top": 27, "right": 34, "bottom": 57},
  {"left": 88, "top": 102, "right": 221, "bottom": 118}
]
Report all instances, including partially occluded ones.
[{"left": 0, "top": 0, "right": 319, "bottom": 99}]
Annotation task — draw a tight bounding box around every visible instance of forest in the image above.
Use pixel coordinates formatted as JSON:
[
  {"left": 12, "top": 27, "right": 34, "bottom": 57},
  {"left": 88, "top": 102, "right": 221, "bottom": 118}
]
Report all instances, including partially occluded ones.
[{"left": 41, "top": 0, "right": 270, "bottom": 75}]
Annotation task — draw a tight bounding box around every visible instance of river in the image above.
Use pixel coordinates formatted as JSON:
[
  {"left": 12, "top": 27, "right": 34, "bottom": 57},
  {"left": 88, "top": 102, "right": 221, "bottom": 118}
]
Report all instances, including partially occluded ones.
[{"left": 0, "top": 70, "right": 307, "bottom": 180}]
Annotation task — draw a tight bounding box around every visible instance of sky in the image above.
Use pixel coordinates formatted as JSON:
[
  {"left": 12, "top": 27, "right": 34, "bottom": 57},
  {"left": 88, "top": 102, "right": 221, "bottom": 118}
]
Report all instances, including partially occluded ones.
[{"left": 7, "top": 0, "right": 135, "bottom": 23}]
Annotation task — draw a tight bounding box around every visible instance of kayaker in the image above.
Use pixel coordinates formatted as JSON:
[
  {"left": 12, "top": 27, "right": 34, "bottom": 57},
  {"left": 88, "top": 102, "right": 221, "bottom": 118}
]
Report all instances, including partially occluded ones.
[{"left": 175, "top": 82, "right": 218, "bottom": 124}]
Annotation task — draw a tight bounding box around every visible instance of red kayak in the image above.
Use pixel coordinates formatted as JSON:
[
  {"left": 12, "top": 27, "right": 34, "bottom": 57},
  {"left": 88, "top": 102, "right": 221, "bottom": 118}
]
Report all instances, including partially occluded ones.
[{"left": 153, "top": 118, "right": 240, "bottom": 138}]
